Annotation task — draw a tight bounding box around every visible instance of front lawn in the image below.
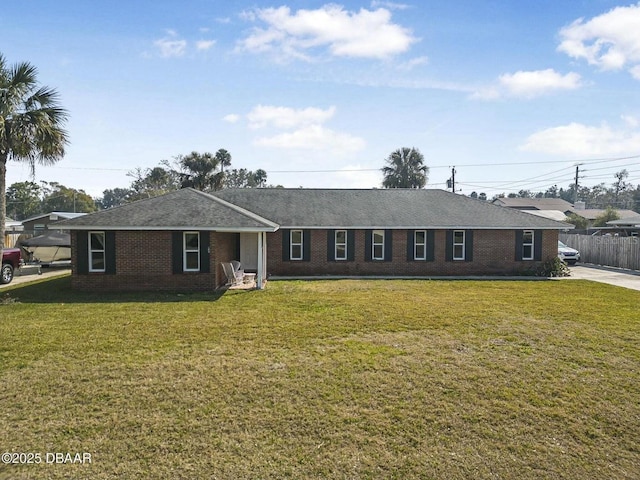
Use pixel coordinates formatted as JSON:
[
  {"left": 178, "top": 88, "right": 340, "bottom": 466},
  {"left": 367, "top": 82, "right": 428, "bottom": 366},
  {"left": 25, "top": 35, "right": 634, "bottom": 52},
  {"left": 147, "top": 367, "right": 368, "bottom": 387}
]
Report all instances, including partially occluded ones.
[{"left": 1, "top": 277, "right": 638, "bottom": 479}]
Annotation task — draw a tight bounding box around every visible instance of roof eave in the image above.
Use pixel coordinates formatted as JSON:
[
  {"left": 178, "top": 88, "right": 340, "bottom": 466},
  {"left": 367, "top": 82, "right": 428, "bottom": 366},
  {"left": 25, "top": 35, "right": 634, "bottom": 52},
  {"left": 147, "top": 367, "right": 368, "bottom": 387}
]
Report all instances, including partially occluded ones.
[{"left": 61, "top": 225, "right": 279, "bottom": 232}]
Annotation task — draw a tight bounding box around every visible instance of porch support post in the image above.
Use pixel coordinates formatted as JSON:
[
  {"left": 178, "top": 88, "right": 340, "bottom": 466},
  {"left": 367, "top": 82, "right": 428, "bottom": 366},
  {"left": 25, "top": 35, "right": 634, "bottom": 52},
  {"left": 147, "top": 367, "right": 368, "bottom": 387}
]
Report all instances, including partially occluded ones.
[
  {"left": 257, "top": 231, "right": 264, "bottom": 289},
  {"left": 262, "top": 232, "right": 267, "bottom": 286}
]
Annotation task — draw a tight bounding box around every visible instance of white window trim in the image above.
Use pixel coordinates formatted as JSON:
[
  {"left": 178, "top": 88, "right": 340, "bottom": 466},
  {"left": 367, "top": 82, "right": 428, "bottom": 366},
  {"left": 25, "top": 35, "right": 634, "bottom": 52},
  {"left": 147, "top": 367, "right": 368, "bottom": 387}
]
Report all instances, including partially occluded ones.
[
  {"left": 88, "top": 231, "right": 106, "bottom": 273},
  {"left": 372, "top": 229, "right": 385, "bottom": 261},
  {"left": 414, "top": 230, "right": 427, "bottom": 260},
  {"left": 335, "top": 230, "right": 348, "bottom": 260},
  {"left": 453, "top": 230, "right": 465, "bottom": 261},
  {"left": 183, "top": 231, "right": 200, "bottom": 272},
  {"left": 290, "top": 229, "right": 304, "bottom": 261},
  {"left": 522, "top": 230, "right": 534, "bottom": 261}
]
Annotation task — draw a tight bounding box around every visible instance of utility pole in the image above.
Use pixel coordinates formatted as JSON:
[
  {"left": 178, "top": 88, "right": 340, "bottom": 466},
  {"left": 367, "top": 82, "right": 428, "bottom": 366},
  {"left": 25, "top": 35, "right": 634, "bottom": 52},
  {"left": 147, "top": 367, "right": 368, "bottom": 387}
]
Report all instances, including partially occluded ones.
[
  {"left": 447, "top": 167, "right": 456, "bottom": 193},
  {"left": 573, "top": 165, "right": 579, "bottom": 205}
]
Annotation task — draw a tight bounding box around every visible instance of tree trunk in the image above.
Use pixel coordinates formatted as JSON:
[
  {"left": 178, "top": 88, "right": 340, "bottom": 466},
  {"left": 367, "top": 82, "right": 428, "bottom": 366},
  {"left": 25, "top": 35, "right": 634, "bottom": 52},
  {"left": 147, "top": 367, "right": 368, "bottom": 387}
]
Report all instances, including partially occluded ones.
[{"left": 0, "top": 155, "right": 7, "bottom": 251}]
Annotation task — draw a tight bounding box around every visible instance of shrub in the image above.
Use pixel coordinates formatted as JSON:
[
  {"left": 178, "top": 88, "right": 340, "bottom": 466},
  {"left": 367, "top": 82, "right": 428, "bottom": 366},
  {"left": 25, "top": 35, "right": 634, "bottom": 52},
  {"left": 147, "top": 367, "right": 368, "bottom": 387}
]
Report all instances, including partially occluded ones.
[{"left": 536, "top": 257, "right": 571, "bottom": 277}]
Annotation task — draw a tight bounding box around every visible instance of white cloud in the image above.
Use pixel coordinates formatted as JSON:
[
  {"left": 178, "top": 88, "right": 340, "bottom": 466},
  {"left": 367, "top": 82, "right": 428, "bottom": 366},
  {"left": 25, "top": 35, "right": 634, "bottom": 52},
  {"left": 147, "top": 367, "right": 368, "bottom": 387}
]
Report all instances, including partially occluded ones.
[
  {"left": 196, "top": 40, "right": 216, "bottom": 51},
  {"left": 622, "top": 114, "right": 639, "bottom": 128},
  {"left": 247, "top": 105, "right": 336, "bottom": 129},
  {"left": 223, "top": 114, "right": 240, "bottom": 124},
  {"left": 521, "top": 122, "right": 640, "bottom": 156},
  {"left": 471, "top": 69, "right": 582, "bottom": 100},
  {"left": 154, "top": 32, "right": 187, "bottom": 58},
  {"left": 397, "top": 56, "right": 429, "bottom": 71},
  {"left": 370, "top": 1, "right": 410, "bottom": 10},
  {"left": 254, "top": 124, "right": 365, "bottom": 154},
  {"left": 499, "top": 70, "right": 582, "bottom": 97},
  {"left": 237, "top": 4, "right": 417, "bottom": 61},
  {"left": 558, "top": 4, "right": 640, "bottom": 79}
]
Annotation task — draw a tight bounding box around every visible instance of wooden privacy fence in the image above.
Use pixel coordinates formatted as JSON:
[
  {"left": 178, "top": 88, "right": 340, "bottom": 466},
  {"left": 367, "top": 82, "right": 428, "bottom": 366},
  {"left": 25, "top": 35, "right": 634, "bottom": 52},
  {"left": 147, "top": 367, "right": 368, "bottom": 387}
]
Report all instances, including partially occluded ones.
[{"left": 560, "top": 234, "right": 640, "bottom": 271}]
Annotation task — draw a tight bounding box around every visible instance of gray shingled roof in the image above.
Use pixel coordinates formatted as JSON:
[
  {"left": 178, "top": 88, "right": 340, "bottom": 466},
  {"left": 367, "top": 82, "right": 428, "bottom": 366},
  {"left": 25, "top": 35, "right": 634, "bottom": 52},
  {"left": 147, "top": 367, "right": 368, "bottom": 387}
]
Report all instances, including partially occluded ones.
[
  {"left": 213, "top": 189, "right": 573, "bottom": 229},
  {"left": 55, "top": 188, "right": 278, "bottom": 231},
  {"left": 492, "top": 197, "right": 574, "bottom": 211},
  {"left": 56, "top": 188, "right": 573, "bottom": 231}
]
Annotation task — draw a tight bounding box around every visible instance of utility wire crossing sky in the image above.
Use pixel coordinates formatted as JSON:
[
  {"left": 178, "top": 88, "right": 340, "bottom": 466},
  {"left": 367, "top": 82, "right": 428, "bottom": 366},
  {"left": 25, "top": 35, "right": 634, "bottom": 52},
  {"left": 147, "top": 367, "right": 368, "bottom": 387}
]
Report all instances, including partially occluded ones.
[{"left": 2, "top": 1, "right": 640, "bottom": 197}]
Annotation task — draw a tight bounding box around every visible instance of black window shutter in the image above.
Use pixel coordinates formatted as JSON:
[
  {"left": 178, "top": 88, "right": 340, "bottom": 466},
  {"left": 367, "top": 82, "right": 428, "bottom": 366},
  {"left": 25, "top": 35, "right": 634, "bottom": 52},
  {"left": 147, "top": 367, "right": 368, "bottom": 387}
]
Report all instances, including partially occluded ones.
[
  {"left": 172, "top": 232, "right": 183, "bottom": 274},
  {"left": 465, "top": 230, "right": 474, "bottom": 262},
  {"left": 303, "top": 230, "right": 311, "bottom": 261},
  {"left": 407, "top": 230, "right": 415, "bottom": 261},
  {"left": 534, "top": 230, "right": 543, "bottom": 261},
  {"left": 327, "top": 230, "right": 335, "bottom": 261},
  {"left": 384, "top": 230, "right": 393, "bottom": 262},
  {"left": 364, "top": 230, "right": 372, "bottom": 261},
  {"left": 445, "top": 230, "right": 453, "bottom": 262},
  {"left": 105, "top": 231, "right": 116, "bottom": 274},
  {"left": 76, "top": 231, "right": 88, "bottom": 274},
  {"left": 200, "top": 231, "right": 210, "bottom": 273},
  {"left": 282, "top": 229, "right": 291, "bottom": 261},
  {"left": 426, "top": 230, "right": 435, "bottom": 262},
  {"left": 515, "top": 230, "right": 524, "bottom": 261},
  {"left": 234, "top": 233, "right": 241, "bottom": 261},
  {"left": 347, "top": 230, "right": 355, "bottom": 261}
]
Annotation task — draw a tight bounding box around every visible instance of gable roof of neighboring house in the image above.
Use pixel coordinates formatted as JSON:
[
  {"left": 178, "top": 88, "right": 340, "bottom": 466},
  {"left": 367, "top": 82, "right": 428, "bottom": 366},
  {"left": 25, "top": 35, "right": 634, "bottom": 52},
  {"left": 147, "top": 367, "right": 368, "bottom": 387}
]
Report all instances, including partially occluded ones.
[
  {"left": 520, "top": 210, "right": 569, "bottom": 222},
  {"left": 22, "top": 211, "right": 87, "bottom": 224},
  {"left": 606, "top": 215, "right": 640, "bottom": 226},
  {"left": 572, "top": 209, "right": 639, "bottom": 221},
  {"left": 491, "top": 197, "right": 575, "bottom": 212},
  {"left": 213, "top": 188, "right": 573, "bottom": 230},
  {"left": 55, "top": 188, "right": 278, "bottom": 231}
]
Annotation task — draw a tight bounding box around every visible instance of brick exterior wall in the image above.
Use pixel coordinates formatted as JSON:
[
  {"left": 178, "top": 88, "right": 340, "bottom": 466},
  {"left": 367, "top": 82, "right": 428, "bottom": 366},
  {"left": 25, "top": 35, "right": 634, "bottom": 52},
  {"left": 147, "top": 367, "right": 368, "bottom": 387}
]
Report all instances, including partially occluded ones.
[
  {"left": 213, "top": 232, "right": 238, "bottom": 287},
  {"left": 70, "top": 228, "right": 559, "bottom": 291},
  {"left": 267, "top": 229, "right": 559, "bottom": 277},
  {"left": 70, "top": 230, "right": 237, "bottom": 292}
]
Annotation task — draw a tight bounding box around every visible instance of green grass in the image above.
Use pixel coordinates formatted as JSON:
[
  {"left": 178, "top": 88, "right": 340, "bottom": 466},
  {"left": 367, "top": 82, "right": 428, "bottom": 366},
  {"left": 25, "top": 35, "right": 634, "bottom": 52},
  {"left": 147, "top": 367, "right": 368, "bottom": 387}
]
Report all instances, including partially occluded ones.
[{"left": 1, "top": 276, "right": 639, "bottom": 479}]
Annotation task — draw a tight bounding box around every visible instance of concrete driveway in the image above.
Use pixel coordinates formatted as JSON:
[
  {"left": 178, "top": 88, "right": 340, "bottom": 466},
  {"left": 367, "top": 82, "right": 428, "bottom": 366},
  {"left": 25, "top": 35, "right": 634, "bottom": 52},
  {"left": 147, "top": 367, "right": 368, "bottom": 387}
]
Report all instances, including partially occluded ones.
[
  {"left": 0, "top": 267, "right": 70, "bottom": 289},
  {"left": 565, "top": 264, "right": 640, "bottom": 291}
]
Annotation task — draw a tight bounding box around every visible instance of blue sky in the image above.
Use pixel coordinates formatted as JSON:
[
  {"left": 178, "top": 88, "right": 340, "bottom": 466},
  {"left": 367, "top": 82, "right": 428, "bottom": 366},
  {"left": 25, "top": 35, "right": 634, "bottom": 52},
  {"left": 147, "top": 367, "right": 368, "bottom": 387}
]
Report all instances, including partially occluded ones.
[{"left": 3, "top": 1, "right": 640, "bottom": 198}]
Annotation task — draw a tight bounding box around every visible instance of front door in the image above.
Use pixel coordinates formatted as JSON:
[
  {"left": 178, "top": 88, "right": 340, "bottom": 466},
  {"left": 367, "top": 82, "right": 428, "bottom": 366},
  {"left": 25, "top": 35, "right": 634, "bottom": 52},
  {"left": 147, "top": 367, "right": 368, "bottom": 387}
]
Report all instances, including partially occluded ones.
[{"left": 240, "top": 233, "right": 258, "bottom": 271}]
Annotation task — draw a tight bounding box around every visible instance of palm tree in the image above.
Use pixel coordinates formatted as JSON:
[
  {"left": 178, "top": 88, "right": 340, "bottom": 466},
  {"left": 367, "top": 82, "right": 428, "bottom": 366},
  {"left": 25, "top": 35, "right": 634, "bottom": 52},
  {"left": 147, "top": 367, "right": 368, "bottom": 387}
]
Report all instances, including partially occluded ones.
[
  {"left": 0, "top": 53, "right": 69, "bottom": 249},
  {"left": 178, "top": 151, "right": 224, "bottom": 191},
  {"left": 381, "top": 147, "right": 428, "bottom": 189},
  {"left": 215, "top": 148, "right": 232, "bottom": 174}
]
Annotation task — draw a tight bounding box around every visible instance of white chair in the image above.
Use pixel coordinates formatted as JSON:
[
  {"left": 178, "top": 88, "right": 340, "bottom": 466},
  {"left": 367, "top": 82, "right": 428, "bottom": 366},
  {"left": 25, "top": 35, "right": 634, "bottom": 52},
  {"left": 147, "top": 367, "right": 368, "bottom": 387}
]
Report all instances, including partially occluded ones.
[{"left": 222, "top": 262, "right": 244, "bottom": 286}]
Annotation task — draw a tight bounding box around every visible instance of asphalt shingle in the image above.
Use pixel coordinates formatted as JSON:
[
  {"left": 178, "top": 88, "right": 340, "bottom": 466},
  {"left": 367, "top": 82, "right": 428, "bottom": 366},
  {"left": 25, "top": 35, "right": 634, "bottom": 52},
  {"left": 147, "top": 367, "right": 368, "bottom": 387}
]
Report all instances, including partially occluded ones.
[{"left": 214, "top": 189, "right": 573, "bottom": 229}]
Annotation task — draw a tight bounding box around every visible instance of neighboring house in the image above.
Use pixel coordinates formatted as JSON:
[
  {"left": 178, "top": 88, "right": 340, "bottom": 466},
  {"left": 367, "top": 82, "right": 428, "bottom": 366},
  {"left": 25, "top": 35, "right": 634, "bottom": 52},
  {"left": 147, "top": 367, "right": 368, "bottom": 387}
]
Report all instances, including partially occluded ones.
[
  {"left": 569, "top": 208, "right": 639, "bottom": 226},
  {"left": 606, "top": 215, "right": 640, "bottom": 236},
  {"left": 56, "top": 188, "right": 572, "bottom": 292},
  {"left": 492, "top": 197, "right": 574, "bottom": 214},
  {"left": 3, "top": 217, "right": 24, "bottom": 248},
  {"left": 22, "top": 212, "right": 87, "bottom": 236},
  {"left": 492, "top": 197, "right": 638, "bottom": 229}
]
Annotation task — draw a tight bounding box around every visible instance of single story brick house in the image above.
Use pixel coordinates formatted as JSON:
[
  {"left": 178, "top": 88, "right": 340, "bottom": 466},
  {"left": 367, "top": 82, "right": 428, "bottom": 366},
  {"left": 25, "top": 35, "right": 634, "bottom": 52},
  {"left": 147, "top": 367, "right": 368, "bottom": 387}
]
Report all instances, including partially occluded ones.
[{"left": 56, "top": 188, "right": 572, "bottom": 291}]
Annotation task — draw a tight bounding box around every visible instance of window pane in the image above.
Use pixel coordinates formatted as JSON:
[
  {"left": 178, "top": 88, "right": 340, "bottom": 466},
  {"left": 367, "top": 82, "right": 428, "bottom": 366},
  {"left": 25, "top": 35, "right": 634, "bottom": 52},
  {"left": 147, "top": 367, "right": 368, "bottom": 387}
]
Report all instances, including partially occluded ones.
[
  {"left": 415, "top": 231, "right": 425, "bottom": 244},
  {"left": 373, "top": 231, "right": 384, "bottom": 243},
  {"left": 185, "top": 233, "right": 199, "bottom": 250},
  {"left": 291, "top": 230, "right": 302, "bottom": 244},
  {"left": 90, "top": 232, "right": 105, "bottom": 250},
  {"left": 291, "top": 245, "right": 302, "bottom": 260},
  {"left": 374, "top": 244, "right": 384, "bottom": 259},
  {"left": 523, "top": 245, "right": 533, "bottom": 259},
  {"left": 185, "top": 251, "right": 199, "bottom": 270},
  {"left": 336, "top": 230, "right": 346, "bottom": 244},
  {"left": 91, "top": 252, "right": 105, "bottom": 270},
  {"left": 336, "top": 244, "right": 346, "bottom": 259},
  {"left": 454, "top": 231, "right": 465, "bottom": 243},
  {"left": 523, "top": 231, "right": 533, "bottom": 244},
  {"left": 454, "top": 244, "right": 464, "bottom": 259},
  {"left": 415, "top": 244, "right": 425, "bottom": 259}
]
